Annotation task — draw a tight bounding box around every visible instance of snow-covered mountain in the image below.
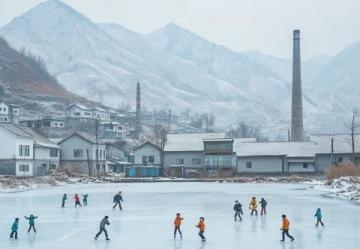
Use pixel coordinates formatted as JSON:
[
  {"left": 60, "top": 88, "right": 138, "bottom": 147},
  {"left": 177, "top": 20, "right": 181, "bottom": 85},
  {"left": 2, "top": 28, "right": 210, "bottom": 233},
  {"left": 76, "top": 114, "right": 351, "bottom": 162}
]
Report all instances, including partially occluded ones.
[{"left": 0, "top": 0, "right": 359, "bottom": 136}]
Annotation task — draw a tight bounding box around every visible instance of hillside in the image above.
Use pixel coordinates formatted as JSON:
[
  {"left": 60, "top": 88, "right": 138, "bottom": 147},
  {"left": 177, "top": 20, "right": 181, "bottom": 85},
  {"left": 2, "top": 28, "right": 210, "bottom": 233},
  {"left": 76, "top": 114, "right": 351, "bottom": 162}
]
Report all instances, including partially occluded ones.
[{"left": 1, "top": 0, "right": 360, "bottom": 136}]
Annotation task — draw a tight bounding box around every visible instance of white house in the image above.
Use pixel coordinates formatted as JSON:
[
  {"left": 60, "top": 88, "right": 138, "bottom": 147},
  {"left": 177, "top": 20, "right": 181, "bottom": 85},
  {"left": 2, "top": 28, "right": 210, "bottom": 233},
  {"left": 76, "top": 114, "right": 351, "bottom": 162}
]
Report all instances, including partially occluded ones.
[
  {"left": 19, "top": 117, "right": 65, "bottom": 129},
  {"left": 92, "top": 107, "right": 111, "bottom": 121},
  {"left": 0, "top": 123, "right": 34, "bottom": 177},
  {"left": 58, "top": 132, "right": 108, "bottom": 174},
  {"left": 134, "top": 141, "right": 161, "bottom": 166},
  {"left": 66, "top": 104, "right": 93, "bottom": 119},
  {"left": 0, "top": 102, "right": 20, "bottom": 123}
]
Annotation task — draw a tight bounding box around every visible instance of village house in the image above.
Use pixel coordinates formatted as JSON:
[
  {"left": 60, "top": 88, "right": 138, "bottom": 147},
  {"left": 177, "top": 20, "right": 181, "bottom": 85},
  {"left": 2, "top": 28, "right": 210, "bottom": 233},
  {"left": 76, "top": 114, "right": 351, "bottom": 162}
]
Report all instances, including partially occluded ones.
[
  {"left": 66, "top": 104, "right": 93, "bottom": 119},
  {"left": 103, "top": 139, "right": 131, "bottom": 173},
  {"left": 19, "top": 117, "right": 65, "bottom": 129},
  {"left": 57, "top": 132, "right": 108, "bottom": 175},
  {"left": 92, "top": 107, "right": 111, "bottom": 121},
  {"left": 0, "top": 102, "right": 20, "bottom": 123},
  {"left": 0, "top": 123, "right": 60, "bottom": 177},
  {"left": 134, "top": 141, "right": 161, "bottom": 166}
]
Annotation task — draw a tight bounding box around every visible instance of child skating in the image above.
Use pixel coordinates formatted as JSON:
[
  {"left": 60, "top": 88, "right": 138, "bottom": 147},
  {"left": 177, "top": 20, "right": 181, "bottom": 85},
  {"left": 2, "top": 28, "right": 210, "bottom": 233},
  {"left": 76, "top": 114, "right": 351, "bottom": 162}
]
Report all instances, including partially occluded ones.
[
  {"left": 61, "top": 193, "right": 67, "bottom": 208},
  {"left": 74, "top": 193, "right": 82, "bottom": 208},
  {"left": 174, "top": 213, "right": 184, "bottom": 239},
  {"left": 82, "top": 194, "right": 88, "bottom": 206},
  {"left": 249, "top": 197, "right": 258, "bottom": 216},
  {"left": 280, "top": 214, "right": 295, "bottom": 242},
  {"left": 25, "top": 214, "right": 38, "bottom": 233},
  {"left": 113, "top": 191, "right": 123, "bottom": 210},
  {"left": 10, "top": 218, "right": 19, "bottom": 239},
  {"left": 94, "top": 216, "right": 110, "bottom": 241},
  {"left": 259, "top": 197, "right": 267, "bottom": 215},
  {"left": 196, "top": 217, "right": 206, "bottom": 242},
  {"left": 314, "top": 208, "right": 324, "bottom": 227},
  {"left": 233, "top": 200, "right": 243, "bottom": 221}
]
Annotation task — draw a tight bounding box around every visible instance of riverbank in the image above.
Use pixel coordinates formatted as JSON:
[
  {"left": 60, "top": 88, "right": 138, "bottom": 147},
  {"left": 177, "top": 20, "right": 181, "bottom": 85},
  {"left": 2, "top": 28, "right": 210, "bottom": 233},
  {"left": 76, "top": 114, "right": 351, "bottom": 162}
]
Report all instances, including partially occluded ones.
[
  {"left": 314, "top": 176, "right": 360, "bottom": 202},
  {"left": 0, "top": 173, "right": 322, "bottom": 192}
]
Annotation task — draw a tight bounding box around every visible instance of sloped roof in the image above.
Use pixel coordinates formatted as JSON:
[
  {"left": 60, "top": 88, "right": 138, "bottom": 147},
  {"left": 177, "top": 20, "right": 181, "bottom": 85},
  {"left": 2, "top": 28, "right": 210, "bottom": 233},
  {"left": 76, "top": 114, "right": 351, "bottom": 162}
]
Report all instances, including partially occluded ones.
[
  {"left": 19, "top": 127, "right": 60, "bottom": 149},
  {"left": 0, "top": 123, "right": 32, "bottom": 138},
  {"left": 134, "top": 141, "right": 161, "bottom": 152},
  {"left": 164, "top": 133, "right": 226, "bottom": 152},
  {"left": 58, "top": 132, "right": 105, "bottom": 145},
  {"left": 67, "top": 103, "right": 90, "bottom": 111},
  {"left": 234, "top": 141, "right": 317, "bottom": 157},
  {"left": 311, "top": 134, "right": 360, "bottom": 154}
]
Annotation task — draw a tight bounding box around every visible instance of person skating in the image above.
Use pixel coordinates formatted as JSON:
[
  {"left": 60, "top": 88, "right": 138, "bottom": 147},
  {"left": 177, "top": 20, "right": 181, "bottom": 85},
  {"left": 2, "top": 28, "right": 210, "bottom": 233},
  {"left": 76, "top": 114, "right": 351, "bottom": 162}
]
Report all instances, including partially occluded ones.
[
  {"left": 280, "top": 214, "right": 295, "bottom": 242},
  {"left": 233, "top": 200, "right": 243, "bottom": 221},
  {"left": 94, "top": 216, "right": 110, "bottom": 241},
  {"left": 174, "top": 213, "right": 184, "bottom": 239},
  {"left": 82, "top": 194, "right": 88, "bottom": 206},
  {"left": 113, "top": 191, "right": 123, "bottom": 210},
  {"left": 249, "top": 197, "right": 258, "bottom": 216},
  {"left": 74, "top": 194, "right": 82, "bottom": 208},
  {"left": 259, "top": 197, "right": 267, "bottom": 215},
  {"left": 24, "top": 214, "right": 38, "bottom": 233},
  {"left": 196, "top": 217, "right": 206, "bottom": 242},
  {"left": 10, "top": 218, "right": 19, "bottom": 240},
  {"left": 61, "top": 193, "right": 67, "bottom": 208},
  {"left": 314, "top": 208, "right": 324, "bottom": 227}
]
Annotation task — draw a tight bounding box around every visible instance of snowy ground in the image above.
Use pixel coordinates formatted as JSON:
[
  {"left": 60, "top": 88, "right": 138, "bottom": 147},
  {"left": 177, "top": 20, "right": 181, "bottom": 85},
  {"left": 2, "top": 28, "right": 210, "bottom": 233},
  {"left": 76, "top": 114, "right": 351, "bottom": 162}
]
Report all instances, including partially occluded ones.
[
  {"left": 0, "top": 182, "right": 358, "bottom": 249},
  {"left": 314, "top": 177, "right": 360, "bottom": 202}
]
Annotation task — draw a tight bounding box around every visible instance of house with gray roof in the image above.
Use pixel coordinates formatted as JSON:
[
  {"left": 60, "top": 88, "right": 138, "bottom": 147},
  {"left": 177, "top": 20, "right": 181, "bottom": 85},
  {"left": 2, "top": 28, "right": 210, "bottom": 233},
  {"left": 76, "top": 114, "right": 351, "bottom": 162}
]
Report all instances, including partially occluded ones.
[
  {"left": 0, "top": 123, "right": 60, "bottom": 177},
  {"left": 57, "top": 132, "right": 108, "bottom": 175}
]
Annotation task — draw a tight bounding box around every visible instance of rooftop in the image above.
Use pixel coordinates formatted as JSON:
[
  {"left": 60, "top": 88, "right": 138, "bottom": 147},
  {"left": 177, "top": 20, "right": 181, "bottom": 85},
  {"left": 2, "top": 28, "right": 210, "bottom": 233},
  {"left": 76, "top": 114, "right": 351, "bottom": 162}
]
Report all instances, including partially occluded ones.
[{"left": 165, "top": 133, "right": 226, "bottom": 152}]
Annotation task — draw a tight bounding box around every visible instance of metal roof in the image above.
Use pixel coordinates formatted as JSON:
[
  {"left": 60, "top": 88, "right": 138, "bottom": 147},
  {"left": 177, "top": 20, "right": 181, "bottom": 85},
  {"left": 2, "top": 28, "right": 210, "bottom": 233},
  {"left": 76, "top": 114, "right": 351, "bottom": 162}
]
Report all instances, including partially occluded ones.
[
  {"left": 164, "top": 133, "right": 226, "bottom": 152},
  {"left": 0, "top": 123, "right": 32, "bottom": 138}
]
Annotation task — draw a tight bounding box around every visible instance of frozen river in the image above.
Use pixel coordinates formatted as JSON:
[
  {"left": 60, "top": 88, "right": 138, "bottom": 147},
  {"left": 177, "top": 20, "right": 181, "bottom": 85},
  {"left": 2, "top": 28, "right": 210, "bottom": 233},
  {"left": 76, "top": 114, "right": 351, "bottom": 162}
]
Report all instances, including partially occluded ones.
[{"left": 0, "top": 182, "right": 358, "bottom": 249}]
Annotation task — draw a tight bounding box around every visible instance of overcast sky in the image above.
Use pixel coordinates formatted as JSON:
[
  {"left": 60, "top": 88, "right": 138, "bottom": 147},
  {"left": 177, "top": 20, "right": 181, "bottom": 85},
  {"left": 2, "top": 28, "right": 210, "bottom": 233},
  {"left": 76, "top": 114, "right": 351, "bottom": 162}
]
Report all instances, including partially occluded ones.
[{"left": 1, "top": 0, "right": 360, "bottom": 59}]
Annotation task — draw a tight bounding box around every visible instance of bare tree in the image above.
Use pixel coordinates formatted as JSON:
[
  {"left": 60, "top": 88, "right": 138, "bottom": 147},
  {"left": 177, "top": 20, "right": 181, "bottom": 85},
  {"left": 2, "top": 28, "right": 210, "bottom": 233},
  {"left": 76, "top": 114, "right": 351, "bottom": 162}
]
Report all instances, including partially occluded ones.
[
  {"left": 227, "top": 122, "right": 266, "bottom": 141},
  {"left": 151, "top": 124, "right": 168, "bottom": 172},
  {"left": 344, "top": 109, "right": 360, "bottom": 163}
]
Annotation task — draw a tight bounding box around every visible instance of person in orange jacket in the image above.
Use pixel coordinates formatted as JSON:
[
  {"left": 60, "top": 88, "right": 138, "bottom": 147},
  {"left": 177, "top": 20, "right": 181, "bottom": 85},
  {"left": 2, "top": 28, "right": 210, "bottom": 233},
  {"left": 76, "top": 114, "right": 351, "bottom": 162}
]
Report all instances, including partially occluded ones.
[
  {"left": 174, "top": 213, "right": 184, "bottom": 239},
  {"left": 249, "top": 197, "right": 258, "bottom": 216},
  {"left": 280, "top": 214, "right": 294, "bottom": 242},
  {"left": 196, "top": 217, "right": 206, "bottom": 242}
]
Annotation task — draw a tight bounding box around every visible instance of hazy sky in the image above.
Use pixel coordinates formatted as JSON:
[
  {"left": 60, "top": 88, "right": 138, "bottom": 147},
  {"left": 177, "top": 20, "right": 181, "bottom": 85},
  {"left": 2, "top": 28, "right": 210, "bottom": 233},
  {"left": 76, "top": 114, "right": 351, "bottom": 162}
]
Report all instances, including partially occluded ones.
[{"left": 1, "top": 0, "right": 360, "bottom": 59}]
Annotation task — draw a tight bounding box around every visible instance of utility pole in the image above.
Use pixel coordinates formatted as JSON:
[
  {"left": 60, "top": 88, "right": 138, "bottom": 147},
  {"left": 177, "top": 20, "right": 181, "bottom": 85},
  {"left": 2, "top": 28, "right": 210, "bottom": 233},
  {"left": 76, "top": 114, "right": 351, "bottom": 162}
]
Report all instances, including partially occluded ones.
[
  {"left": 331, "top": 138, "right": 334, "bottom": 165},
  {"left": 168, "top": 108, "right": 171, "bottom": 132},
  {"left": 135, "top": 82, "right": 141, "bottom": 140},
  {"left": 95, "top": 119, "right": 99, "bottom": 175}
]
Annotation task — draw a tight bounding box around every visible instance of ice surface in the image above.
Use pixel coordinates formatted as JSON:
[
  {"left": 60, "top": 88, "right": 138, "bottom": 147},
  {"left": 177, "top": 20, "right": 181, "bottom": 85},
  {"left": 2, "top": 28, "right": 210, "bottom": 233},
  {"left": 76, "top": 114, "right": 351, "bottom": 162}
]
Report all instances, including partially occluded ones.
[{"left": 0, "top": 182, "right": 358, "bottom": 249}]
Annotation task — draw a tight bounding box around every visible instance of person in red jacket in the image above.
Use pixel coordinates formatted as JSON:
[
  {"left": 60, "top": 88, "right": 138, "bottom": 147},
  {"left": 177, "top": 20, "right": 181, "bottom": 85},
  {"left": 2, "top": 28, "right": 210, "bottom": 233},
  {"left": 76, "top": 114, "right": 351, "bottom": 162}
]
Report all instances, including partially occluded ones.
[
  {"left": 74, "top": 194, "right": 82, "bottom": 208},
  {"left": 196, "top": 217, "right": 206, "bottom": 242},
  {"left": 173, "top": 213, "right": 184, "bottom": 239},
  {"left": 280, "top": 214, "right": 294, "bottom": 242}
]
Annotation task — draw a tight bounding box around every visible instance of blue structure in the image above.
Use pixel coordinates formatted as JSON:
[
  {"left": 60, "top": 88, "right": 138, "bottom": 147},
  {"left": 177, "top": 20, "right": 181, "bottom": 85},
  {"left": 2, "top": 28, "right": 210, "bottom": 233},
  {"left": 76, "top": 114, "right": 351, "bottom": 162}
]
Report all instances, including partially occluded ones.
[{"left": 126, "top": 166, "right": 160, "bottom": 177}]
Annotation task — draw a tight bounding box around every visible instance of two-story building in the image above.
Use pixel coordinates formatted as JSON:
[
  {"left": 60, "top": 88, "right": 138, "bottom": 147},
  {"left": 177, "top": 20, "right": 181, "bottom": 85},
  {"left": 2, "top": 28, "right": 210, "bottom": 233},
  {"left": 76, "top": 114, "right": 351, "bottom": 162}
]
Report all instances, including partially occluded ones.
[
  {"left": 0, "top": 123, "right": 60, "bottom": 177},
  {"left": 58, "top": 132, "right": 108, "bottom": 175},
  {"left": 19, "top": 117, "right": 65, "bottom": 129},
  {"left": 92, "top": 107, "right": 111, "bottom": 121},
  {"left": 0, "top": 102, "right": 20, "bottom": 123},
  {"left": 66, "top": 104, "right": 93, "bottom": 119}
]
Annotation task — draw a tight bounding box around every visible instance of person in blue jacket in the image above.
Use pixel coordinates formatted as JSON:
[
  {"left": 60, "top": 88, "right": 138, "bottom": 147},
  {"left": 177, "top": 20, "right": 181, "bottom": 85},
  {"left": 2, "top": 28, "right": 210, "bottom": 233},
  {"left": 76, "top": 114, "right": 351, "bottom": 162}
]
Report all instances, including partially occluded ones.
[
  {"left": 25, "top": 214, "right": 38, "bottom": 233},
  {"left": 10, "top": 218, "right": 19, "bottom": 239},
  {"left": 314, "top": 208, "right": 324, "bottom": 227}
]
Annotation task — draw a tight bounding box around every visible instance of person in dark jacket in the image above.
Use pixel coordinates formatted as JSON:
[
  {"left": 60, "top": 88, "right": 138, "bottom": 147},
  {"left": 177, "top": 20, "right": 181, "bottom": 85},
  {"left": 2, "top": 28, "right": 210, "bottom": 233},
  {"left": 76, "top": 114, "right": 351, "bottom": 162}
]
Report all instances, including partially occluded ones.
[
  {"left": 25, "top": 214, "right": 38, "bottom": 233},
  {"left": 233, "top": 200, "right": 243, "bottom": 221},
  {"left": 61, "top": 193, "right": 67, "bottom": 208},
  {"left": 10, "top": 218, "right": 19, "bottom": 239},
  {"left": 82, "top": 194, "right": 88, "bottom": 206},
  {"left": 314, "top": 208, "right": 324, "bottom": 227},
  {"left": 259, "top": 198, "right": 267, "bottom": 215},
  {"left": 113, "top": 191, "right": 123, "bottom": 210},
  {"left": 95, "top": 216, "right": 110, "bottom": 241}
]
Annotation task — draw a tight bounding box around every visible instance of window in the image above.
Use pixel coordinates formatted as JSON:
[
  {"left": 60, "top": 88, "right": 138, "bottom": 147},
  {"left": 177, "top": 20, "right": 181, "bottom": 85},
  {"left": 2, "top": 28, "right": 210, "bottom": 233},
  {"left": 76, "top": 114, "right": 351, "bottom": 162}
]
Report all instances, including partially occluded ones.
[
  {"left": 192, "top": 159, "right": 201, "bottom": 164},
  {"left": 176, "top": 159, "right": 184, "bottom": 165},
  {"left": 303, "top": 163, "right": 308, "bottom": 169},
  {"left": 74, "top": 112, "right": 80, "bottom": 116},
  {"left": 103, "top": 150, "right": 106, "bottom": 159},
  {"left": 338, "top": 157, "right": 343, "bottom": 163},
  {"left": 148, "top": 156, "right": 155, "bottom": 164},
  {"left": 50, "top": 149, "right": 58, "bottom": 157},
  {"left": 246, "top": 162, "right": 252, "bottom": 169},
  {"left": 50, "top": 164, "right": 56, "bottom": 170},
  {"left": 13, "top": 109, "right": 18, "bottom": 114},
  {"left": 142, "top": 156, "right": 147, "bottom": 164},
  {"left": 74, "top": 149, "right": 83, "bottom": 158},
  {"left": 59, "top": 123, "right": 64, "bottom": 127},
  {"left": 85, "top": 112, "right": 91, "bottom": 116},
  {"left": 19, "top": 164, "right": 29, "bottom": 172},
  {"left": 19, "top": 145, "right": 23, "bottom": 156},
  {"left": 4, "top": 117, "right": 8, "bottom": 122},
  {"left": 24, "top": 146, "right": 30, "bottom": 156}
]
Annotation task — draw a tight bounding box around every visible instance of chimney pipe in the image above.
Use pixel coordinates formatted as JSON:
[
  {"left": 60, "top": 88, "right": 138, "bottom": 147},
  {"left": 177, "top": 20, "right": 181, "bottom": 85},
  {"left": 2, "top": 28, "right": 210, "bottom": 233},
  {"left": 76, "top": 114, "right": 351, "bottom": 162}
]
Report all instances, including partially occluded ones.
[{"left": 291, "top": 29, "right": 304, "bottom": 141}]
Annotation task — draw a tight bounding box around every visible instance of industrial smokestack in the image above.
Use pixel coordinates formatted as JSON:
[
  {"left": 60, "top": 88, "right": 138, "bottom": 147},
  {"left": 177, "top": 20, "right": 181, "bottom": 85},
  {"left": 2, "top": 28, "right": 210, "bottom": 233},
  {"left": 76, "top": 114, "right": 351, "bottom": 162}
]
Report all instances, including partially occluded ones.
[
  {"left": 135, "top": 82, "right": 141, "bottom": 139},
  {"left": 291, "top": 29, "right": 304, "bottom": 141}
]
